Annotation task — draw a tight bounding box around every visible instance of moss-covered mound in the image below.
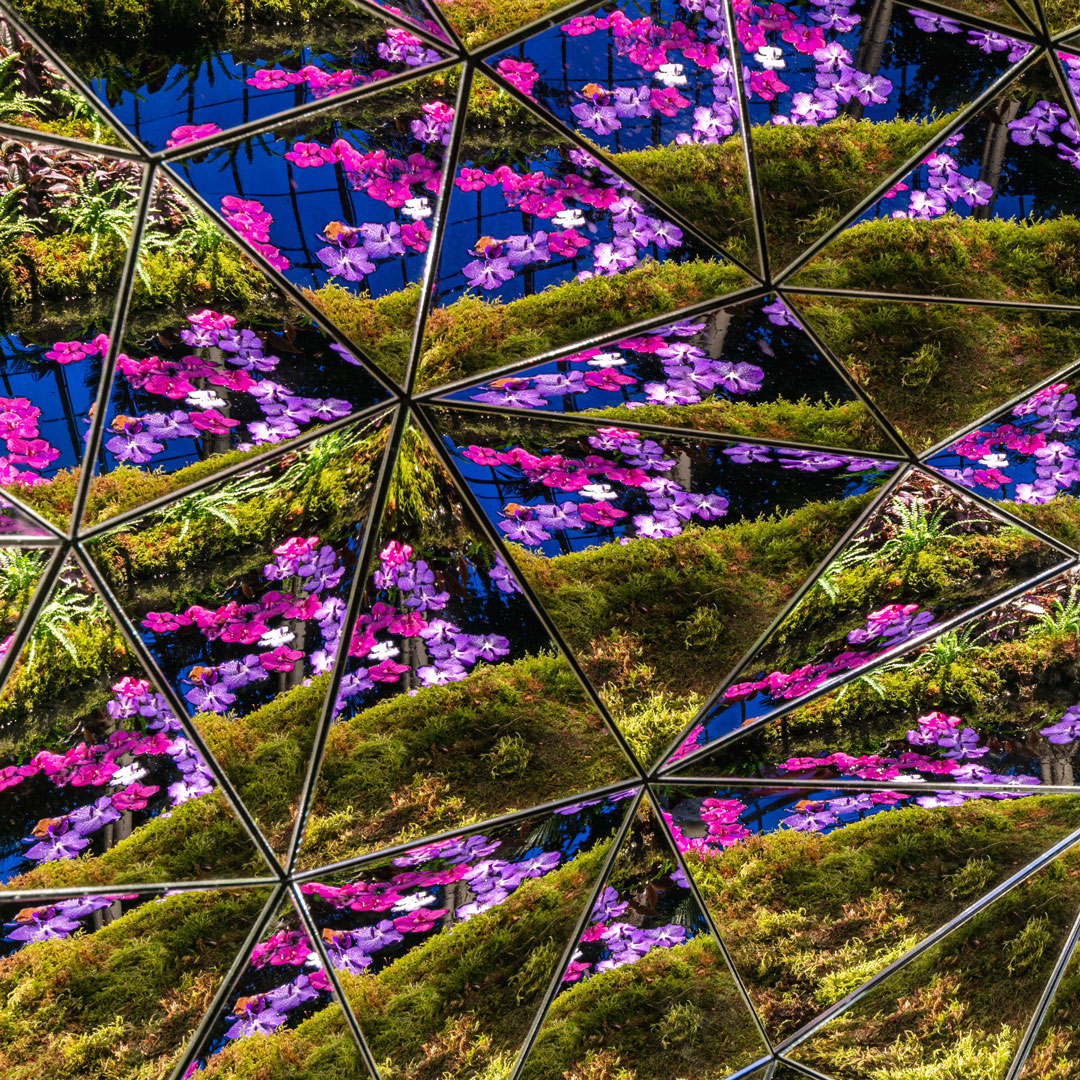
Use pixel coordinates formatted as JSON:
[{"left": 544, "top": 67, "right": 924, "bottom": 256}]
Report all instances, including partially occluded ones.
[
  {"left": 792, "top": 294, "right": 1080, "bottom": 452},
  {"left": 512, "top": 492, "right": 873, "bottom": 715},
  {"left": 690, "top": 795, "right": 1080, "bottom": 1042},
  {"left": 0, "top": 887, "right": 269, "bottom": 1080},
  {"left": 298, "top": 654, "right": 630, "bottom": 867}
]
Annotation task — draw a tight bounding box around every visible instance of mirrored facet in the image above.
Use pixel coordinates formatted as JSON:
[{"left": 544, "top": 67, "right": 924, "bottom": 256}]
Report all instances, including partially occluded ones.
[
  {"left": 789, "top": 293, "right": 1080, "bottom": 454},
  {"left": 415, "top": 72, "right": 750, "bottom": 393},
  {"left": 0, "top": 559, "right": 265, "bottom": 890},
  {"left": 0, "top": 14, "right": 128, "bottom": 148},
  {"left": 84, "top": 416, "right": 392, "bottom": 862},
  {"left": 668, "top": 565, "right": 1080, "bottom": 791},
  {"left": 433, "top": 406, "right": 897, "bottom": 766},
  {"left": 926, "top": 367, "right": 1080, "bottom": 547},
  {"left": 670, "top": 468, "right": 1069, "bottom": 766},
  {"left": 437, "top": 293, "right": 899, "bottom": 453},
  {"left": 658, "top": 782, "right": 1080, "bottom": 1042},
  {"left": 519, "top": 797, "right": 767, "bottom": 1080},
  {"left": 300, "top": 793, "right": 634, "bottom": 1078},
  {"left": 792, "top": 57, "right": 1080, "bottom": 304},
  {"left": 172, "top": 71, "right": 453, "bottom": 383},
  {"left": 789, "top": 845, "right": 1080, "bottom": 1078},
  {"left": 297, "top": 418, "right": 633, "bottom": 867},
  {"left": 483, "top": 0, "right": 760, "bottom": 271},
  {"left": 0, "top": 884, "right": 273, "bottom": 1078}
]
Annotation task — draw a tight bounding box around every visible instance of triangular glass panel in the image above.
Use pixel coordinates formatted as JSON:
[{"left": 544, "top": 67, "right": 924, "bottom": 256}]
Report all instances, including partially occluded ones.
[
  {"left": 70, "top": 2, "right": 451, "bottom": 153},
  {"left": 428, "top": 0, "right": 579, "bottom": 48},
  {"left": 299, "top": 792, "right": 635, "bottom": 1078},
  {"left": 415, "top": 72, "right": 750, "bottom": 393},
  {"left": 171, "top": 70, "right": 454, "bottom": 385},
  {"left": 483, "top": 0, "right": 760, "bottom": 272},
  {"left": 741, "top": 0, "right": 1029, "bottom": 274},
  {"left": 925, "top": 365, "right": 1080, "bottom": 548},
  {"left": 1044, "top": 0, "right": 1080, "bottom": 35},
  {"left": 791, "top": 57, "right": 1080, "bottom": 304},
  {"left": 296, "top": 418, "right": 633, "bottom": 869},
  {"left": 1015, "top": 933, "right": 1080, "bottom": 1078},
  {"left": 658, "top": 781, "right": 1080, "bottom": 1043},
  {"left": 519, "top": 797, "right": 767, "bottom": 1080},
  {"left": 0, "top": 14, "right": 130, "bottom": 149},
  {"left": 667, "top": 467, "right": 1069, "bottom": 767},
  {"left": 182, "top": 892, "right": 374, "bottom": 1076},
  {"left": 83, "top": 415, "right": 393, "bottom": 864},
  {"left": 0, "top": 883, "right": 274, "bottom": 1077},
  {"left": 437, "top": 293, "right": 899, "bottom": 453},
  {"left": 667, "top": 564, "right": 1080, "bottom": 789},
  {"left": 78, "top": 180, "right": 391, "bottom": 527},
  {"left": 912, "top": 0, "right": 1037, "bottom": 30},
  {"left": 789, "top": 843, "right": 1080, "bottom": 1079},
  {"left": 430, "top": 405, "right": 898, "bottom": 768},
  {"left": 0, "top": 558, "right": 266, "bottom": 891},
  {"left": 788, "top": 292, "right": 1080, "bottom": 454}
]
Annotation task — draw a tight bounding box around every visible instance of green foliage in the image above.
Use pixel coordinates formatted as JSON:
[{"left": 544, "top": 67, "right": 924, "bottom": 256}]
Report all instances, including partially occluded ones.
[{"left": 1005, "top": 914, "right": 1054, "bottom": 977}]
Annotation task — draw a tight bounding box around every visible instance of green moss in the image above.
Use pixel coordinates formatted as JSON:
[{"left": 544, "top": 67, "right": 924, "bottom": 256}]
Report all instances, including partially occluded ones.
[
  {"left": 689, "top": 796, "right": 1080, "bottom": 1041},
  {"left": 791, "top": 295, "right": 1080, "bottom": 452},
  {"left": 791, "top": 214, "right": 1080, "bottom": 306},
  {"left": 754, "top": 116, "right": 952, "bottom": 272},
  {"left": 514, "top": 492, "right": 875, "bottom": 712},
  {"left": 581, "top": 396, "right": 895, "bottom": 451},
  {"left": 793, "top": 847, "right": 1080, "bottom": 1079},
  {"left": 435, "top": 0, "right": 575, "bottom": 48},
  {"left": 520, "top": 933, "right": 761, "bottom": 1080},
  {"left": 0, "top": 887, "right": 268, "bottom": 1079},
  {"left": 1000, "top": 495, "right": 1080, "bottom": 551},
  {"left": 341, "top": 844, "right": 610, "bottom": 1080},
  {"left": 298, "top": 653, "right": 629, "bottom": 867}
]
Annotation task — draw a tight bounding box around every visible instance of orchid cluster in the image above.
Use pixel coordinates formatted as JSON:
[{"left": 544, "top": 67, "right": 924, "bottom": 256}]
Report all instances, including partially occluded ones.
[
  {"left": 164, "top": 25, "right": 441, "bottom": 151},
  {"left": 1, "top": 675, "right": 215, "bottom": 873},
  {"left": 141, "top": 534, "right": 350, "bottom": 715},
  {"left": 211, "top": 831, "right": 572, "bottom": 1057},
  {"left": 335, "top": 539, "right": 513, "bottom": 706},
  {"left": 3, "top": 893, "right": 135, "bottom": 945},
  {"left": 51, "top": 308, "right": 351, "bottom": 471},
  {"left": 454, "top": 144, "right": 685, "bottom": 290},
  {"left": 722, "top": 602, "right": 938, "bottom": 706},
  {"left": 461, "top": 428, "right": 892, "bottom": 550},
  {"left": 0, "top": 388, "right": 63, "bottom": 487},
  {"left": 220, "top": 196, "right": 290, "bottom": 273},
  {"left": 931, "top": 380, "right": 1080, "bottom": 505},
  {"left": 662, "top": 798, "right": 751, "bottom": 858},
  {"left": 467, "top": 316, "right": 765, "bottom": 411},
  {"left": 562, "top": 883, "right": 691, "bottom": 984}
]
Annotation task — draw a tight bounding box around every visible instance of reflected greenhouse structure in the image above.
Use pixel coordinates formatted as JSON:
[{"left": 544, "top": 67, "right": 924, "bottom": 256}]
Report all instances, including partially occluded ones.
[{"left": 4, "top": 0, "right": 1080, "bottom": 1078}]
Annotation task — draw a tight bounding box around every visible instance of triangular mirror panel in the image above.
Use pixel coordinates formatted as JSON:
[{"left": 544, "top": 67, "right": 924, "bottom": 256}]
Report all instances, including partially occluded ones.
[
  {"left": 296, "top": 416, "right": 634, "bottom": 869},
  {"left": 791, "top": 56, "right": 1080, "bottom": 304},
  {"left": 70, "top": 1, "right": 450, "bottom": 154},
  {"left": 181, "top": 891, "right": 374, "bottom": 1077},
  {"left": 909, "top": 0, "right": 1037, "bottom": 31},
  {"left": 925, "top": 364, "right": 1080, "bottom": 548},
  {"left": 667, "top": 467, "right": 1069, "bottom": 767},
  {"left": 658, "top": 781, "right": 1080, "bottom": 1043},
  {"left": 519, "top": 796, "right": 767, "bottom": 1080},
  {"left": 0, "top": 13, "right": 130, "bottom": 149},
  {"left": 78, "top": 175, "right": 391, "bottom": 527},
  {"left": 437, "top": 292, "right": 900, "bottom": 453},
  {"left": 415, "top": 72, "right": 750, "bottom": 394},
  {"left": 0, "top": 883, "right": 274, "bottom": 1078},
  {"left": 788, "top": 292, "right": 1080, "bottom": 454},
  {"left": 421, "top": 0, "right": 581, "bottom": 49},
  {"left": 431, "top": 405, "right": 898, "bottom": 768},
  {"left": 1044, "top": 0, "right": 1080, "bottom": 35},
  {"left": 788, "top": 841, "right": 1080, "bottom": 1078},
  {"left": 355, "top": 0, "right": 452, "bottom": 43},
  {"left": 171, "top": 70, "right": 455, "bottom": 385},
  {"left": 483, "top": 0, "right": 760, "bottom": 273},
  {"left": 0, "top": 557, "right": 267, "bottom": 890},
  {"left": 300, "top": 792, "right": 635, "bottom": 1078},
  {"left": 741, "top": 0, "right": 1030, "bottom": 273},
  {"left": 669, "top": 565, "right": 1080, "bottom": 791},
  {"left": 83, "top": 415, "right": 394, "bottom": 864}
]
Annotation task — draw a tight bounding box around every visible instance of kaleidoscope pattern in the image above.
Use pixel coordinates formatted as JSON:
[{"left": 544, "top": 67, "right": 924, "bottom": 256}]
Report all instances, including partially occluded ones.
[{"left": 4, "top": 0, "right": 1080, "bottom": 1076}]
